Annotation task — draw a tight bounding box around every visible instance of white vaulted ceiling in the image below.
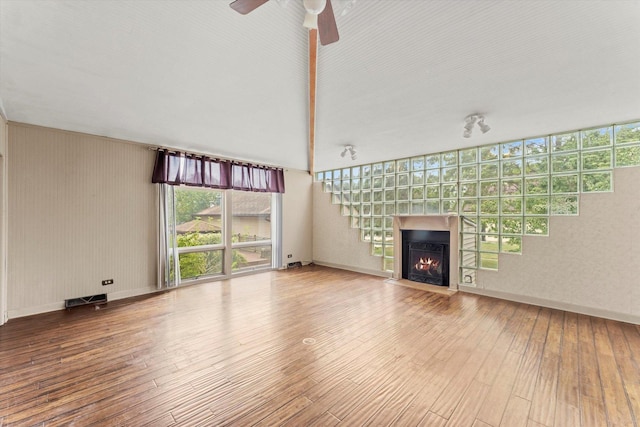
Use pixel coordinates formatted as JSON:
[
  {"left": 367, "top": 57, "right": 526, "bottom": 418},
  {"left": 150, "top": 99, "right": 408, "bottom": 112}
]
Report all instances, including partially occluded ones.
[{"left": 1, "top": 0, "right": 639, "bottom": 172}]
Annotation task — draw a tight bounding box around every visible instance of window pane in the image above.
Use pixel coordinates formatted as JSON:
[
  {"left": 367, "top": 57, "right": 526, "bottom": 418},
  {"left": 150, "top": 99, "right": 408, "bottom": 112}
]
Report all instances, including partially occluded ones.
[
  {"left": 231, "top": 191, "right": 272, "bottom": 241},
  {"left": 232, "top": 246, "right": 271, "bottom": 271},
  {"left": 175, "top": 188, "right": 224, "bottom": 247}
]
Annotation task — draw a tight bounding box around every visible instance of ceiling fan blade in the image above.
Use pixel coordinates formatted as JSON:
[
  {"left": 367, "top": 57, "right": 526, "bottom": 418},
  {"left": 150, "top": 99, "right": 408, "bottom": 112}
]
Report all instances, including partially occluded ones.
[
  {"left": 317, "top": 0, "right": 339, "bottom": 45},
  {"left": 229, "top": 0, "right": 270, "bottom": 15}
]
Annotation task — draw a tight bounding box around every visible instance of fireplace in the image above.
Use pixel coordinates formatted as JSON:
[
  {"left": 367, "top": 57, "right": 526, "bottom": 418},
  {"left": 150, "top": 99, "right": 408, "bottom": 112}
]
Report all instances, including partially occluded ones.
[{"left": 402, "top": 230, "right": 449, "bottom": 286}]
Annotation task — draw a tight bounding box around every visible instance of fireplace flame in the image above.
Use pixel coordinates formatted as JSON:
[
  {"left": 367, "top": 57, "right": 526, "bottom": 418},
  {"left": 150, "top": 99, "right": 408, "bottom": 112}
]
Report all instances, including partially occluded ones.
[{"left": 414, "top": 257, "right": 440, "bottom": 273}]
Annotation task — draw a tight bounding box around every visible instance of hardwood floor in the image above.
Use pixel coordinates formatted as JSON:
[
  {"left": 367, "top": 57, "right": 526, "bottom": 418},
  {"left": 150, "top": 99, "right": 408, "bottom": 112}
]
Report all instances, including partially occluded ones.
[{"left": 0, "top": 265, "right": 639, "bottom": 426}]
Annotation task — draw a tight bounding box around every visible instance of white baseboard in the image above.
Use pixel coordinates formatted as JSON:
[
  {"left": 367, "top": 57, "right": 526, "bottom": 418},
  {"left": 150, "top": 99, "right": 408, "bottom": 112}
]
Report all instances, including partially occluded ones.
[
  {"left": 312, "top": 261, "right": 392, "bottom": 279},
  {"left": 459, "top": 285, "right": 640, "bottom": 325}
]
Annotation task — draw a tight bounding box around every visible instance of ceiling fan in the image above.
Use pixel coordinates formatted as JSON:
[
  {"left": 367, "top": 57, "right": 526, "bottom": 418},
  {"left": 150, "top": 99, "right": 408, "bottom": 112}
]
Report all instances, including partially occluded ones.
[{"left": 229, "top": 0, "right": 340, "bottom": 45}]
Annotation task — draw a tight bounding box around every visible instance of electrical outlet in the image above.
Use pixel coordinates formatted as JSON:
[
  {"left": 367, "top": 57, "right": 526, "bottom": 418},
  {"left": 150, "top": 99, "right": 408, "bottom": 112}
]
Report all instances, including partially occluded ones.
[
  {"left": 102, "top": 279, "right": 114, "bottom": 286},
  {"left": 287, "top": 254, "right": 293, "bottom": 258}
]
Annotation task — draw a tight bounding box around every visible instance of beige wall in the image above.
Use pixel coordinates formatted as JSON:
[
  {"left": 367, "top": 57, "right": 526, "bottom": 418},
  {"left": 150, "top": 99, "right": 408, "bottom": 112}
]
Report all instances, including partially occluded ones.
[
  {"left": 8, "top": 124, "right": 157, "bottom": 318},
  {"left": 312, "top": 167, "right": 640, "bottom": 323},
  {"left": 0, "top": 113, "right": 7, "bottom": 325},
  {"left": 281, "top": 169, "right": 313, "bottom": 268}
]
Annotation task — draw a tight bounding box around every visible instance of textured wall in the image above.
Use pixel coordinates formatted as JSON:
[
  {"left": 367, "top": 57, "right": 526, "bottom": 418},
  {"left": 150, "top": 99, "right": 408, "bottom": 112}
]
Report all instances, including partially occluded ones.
[
  {"left": 281, "top": 169, "right": 313, "bottom": 268},
  {"left": 0, "top": 115, "right": 7, "bottom": 325},
  {"left": 8, "top": 124, "right": 157, "bottom": 317},
  {"left": 475, "top": 166, "right": 640, "bottom": 321}
]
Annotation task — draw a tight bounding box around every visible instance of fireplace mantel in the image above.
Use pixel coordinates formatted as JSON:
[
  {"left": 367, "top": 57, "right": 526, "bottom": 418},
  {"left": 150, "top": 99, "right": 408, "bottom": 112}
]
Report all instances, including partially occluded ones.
[{"left": 392, "top": 215, "right": 459, "bottom": 290}]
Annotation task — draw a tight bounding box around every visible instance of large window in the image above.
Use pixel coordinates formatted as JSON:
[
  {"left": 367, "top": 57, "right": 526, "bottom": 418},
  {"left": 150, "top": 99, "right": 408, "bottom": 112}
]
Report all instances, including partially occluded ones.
[{"left": 165, "top": 187, "right": 279, "bottom": 284}]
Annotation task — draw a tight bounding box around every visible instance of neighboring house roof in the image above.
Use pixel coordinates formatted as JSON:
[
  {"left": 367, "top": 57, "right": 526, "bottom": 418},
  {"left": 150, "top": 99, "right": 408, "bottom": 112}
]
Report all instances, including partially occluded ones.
[
  {"left": 175, "top": 219, "right": 222, "bottom": 234},
  {"left": 196, "top": 192, "right": 271, "bottom": 218}
]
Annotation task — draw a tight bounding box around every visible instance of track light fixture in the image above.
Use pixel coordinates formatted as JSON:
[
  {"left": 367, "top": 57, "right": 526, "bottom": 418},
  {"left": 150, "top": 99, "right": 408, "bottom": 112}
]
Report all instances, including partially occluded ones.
[
  {"left": 463, "top": 114, "right": 490, "bottom": 138},
  {"left": 340, "top": 145, "right": 357, "bottom": 160}
]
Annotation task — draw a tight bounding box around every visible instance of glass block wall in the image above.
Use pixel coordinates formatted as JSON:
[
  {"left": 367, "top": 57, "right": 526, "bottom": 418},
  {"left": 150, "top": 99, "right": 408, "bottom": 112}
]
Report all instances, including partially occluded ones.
[{"left": 315, "top": 121, "right": 640, "bottom": 284}]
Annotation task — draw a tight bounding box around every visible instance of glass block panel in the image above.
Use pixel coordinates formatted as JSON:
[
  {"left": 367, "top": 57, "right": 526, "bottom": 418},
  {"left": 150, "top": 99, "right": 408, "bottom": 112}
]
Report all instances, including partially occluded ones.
[
  {"left": 372, "top": 163, "right": 383, "bottom": 175},
  {"left": 397, "top": 173, "right": 409, "bottom": 186},
  {"left": 461, "top": 233, "right": 478, "bottom": 250},
  {"left": 411, "top": 201, "right": 425, "bottom": 215},
  {"left": 461, "top": 251, "right": 478, "bottom": 268},
  {"left": 426, "top": 185, "right": 440, "bottom": 199},
  {"left": 426, "top": 154, "right": 440, "bottom": 169},
  {"left": 502, "top": 159, "right": 523, "bottom": 177},
  {"left": 332, "top": 180, "right": 341, "bottom": 193},
  {"left": 501, "top": 141, "right": 523, "bottom": 159},
  {"left": 501, "top": 179, "right": 523, "bottom": 196},
  {"left": 525, "top": 176, "right": 549, "bottom": 195},
  {"left": 441, "top": 151, "right": 458, "bottom": 166},
  {"left": 384, "top": 217, "right": 394, "bottom": 230},
  {"left": 361, "top": 217, "right": 371, "bottom": 229},
  {"left": 332, "top": 193, "right": 341, "bottom": 204},
  {"left": 384, "top": 189, "right": 395, "bottom": 202},
  {"left": 581, "top": 149, "right": 612, "bottom": 170},
  {"left": 441, "top": 167, "right": 458, "bottom": 182},
  {"left": 351, "top": 178, "right": 360, "bottom": 191},
  {"left": 550, "top": 195, "right": 579, "bottom": 215},
  {"left": 582, "top": 171, "right": 612, "bottom": 192},
  {"left": 525, "top": 196, "right": 549, "bottom": 215},
  {"left": 412, "top": 156, "right": 425, "bottom": 171},
  {"left": 615, "top": 122, "right": 640, "bottom": 145},
  {"left": 361, "top": 177, "right": 371, "bottom": 190},
  {"left": 581, "top": 126, "right": 612, "bottom": 149},
  {"left": 426, "top": 200, "right": 440, "bottom": 214},
  {"left": 441, "top": 183, "right": 458, "bottom": 198},
  {"left": 324, "top": 170, "right": 332, "bottom": 180},
  {"left": 372, "top": 217, "right": 383, "bottom": 229},
  {"left": 361, "top": 190, "right": 371, "bottom": 203},
  {"left": 372, "top": 203, "right": 383, "bottom": 216},
  {"left": 397, "top": 187, "right": 410, "bottom": 201},
  {"left": 323, "top": 181, "right": 332, "bottom": 192},
  {"left": 411, "top": 171, "right": 425, "bottom": 185},
  {"left": 383, "top": 257, "right": 395, "bottom": 272},
  {"left": 460, "top": 165, "right": 478, "bottom": 181},
  {"left": 397, "top": 201, "right": 410, "bottom": 215},
  {"left": 342, "top": 168, "right": 351, "bottom": 179},
  {"left": 480, "top": 162, "right": 499, "bottom": 179},
  {"left": 342, "top": 180, "right": 350, "bottom": 192},
  {"left": 551, "top": 174, "right": 579, "bottom": 194},
  {"left": 362, "top": 164, "right": 371, "bottom": 177},
  {"left": 351, "top": 204, "right": 361, "bottom": 216},
  {"left": 333, "top": 169, "right": 341, "bottom": 180},
  {"left": 480, "top": 236, "right": 500, "bottom": 252},
  {"left": 361, "top": 204, "right": 372, "bottom": 216},
  {"left": 615, "top": 145, "right": 640, "bottom": 167},
  {"left": 340, "top": 205, "right": 350, "bottom": 216},
  {"left": 372, "top": 176, "right": 383, "bottom": 189},
  {"left": 501, "top": 217, "right": 523, "bottom": 234},
  {"left": 384, "top": 203, "right": 396, "bottom": 216},
  {"left": 441, "top": 200, "right": 457, "bottom": 214},
  {"left": 460, "top": 182, "right": 478, "bottom": 198},
  {"left": 501, "top": 236, "right": 522, "bottom": 254},
  {"left": 525, "top": 137, "right": 548, "bottom": 156},
  {"left": 551, "top": 132, "right": 578, "bottom": 152},
  {"left": 342, "top": 193, "right": 351, "bottom": 205},
  {"left": 480, "top": 217, "right": 499, "bottom": 234},
  {"left": 426, "top": 169, "right": 440, "bottom": 183},
  {"left": 411, "top": 186, "right": 424, "bottom": 200},
  {"left": 501, "top": 198, "right": 523, "bottom": 215},
  {"left": 373, "top": 189, "right": 383, "bottom": 202},
  {"left": 396, "top": 158, "right": 410, "bottom": 172},
  {"left": 460, "top": 199, "right": 478, "bottom": 215},
  {"left": 384, "top": 175, "right": 396, "bottom": 188},
  {"left": 525, "top": 155, "right": 549, "bottom": 175},
  {"left": 384, "top": 161, "right": 395, "bottom": 175},
  {"left": 551, "top": 153, "right": 578, "bottom": 173},
  {"left": 351, "top": 166, "right": 360, "bottom": 178},
  {"left": 351, "top": 216, "right": 360, "bottom": 228},
  {"left": 525, "top": 217, "right": 549, "bottom": 235},
  {"left": 480, "top": 252, "right": 499, "bottom": 270},
  {"left": 480, "top": 198, "right": 499, "bottom": 215},
  {"left": 315, "top": 171, "right": 324, "bottom": 181},
  {"left": 461, "top": 268, "right": 477, "bottom": 284},
  {"left": 480, "top": 181, "right": 499, "bottom": 197},
  {"left": 459, "top": 147, "right": 478, "bottom": 164},
  {"left": 480, "top": 144, "right": 500, "bottom": 162},
  {"left": 361, "top": 229, "right": 372, "bottom": 242}
]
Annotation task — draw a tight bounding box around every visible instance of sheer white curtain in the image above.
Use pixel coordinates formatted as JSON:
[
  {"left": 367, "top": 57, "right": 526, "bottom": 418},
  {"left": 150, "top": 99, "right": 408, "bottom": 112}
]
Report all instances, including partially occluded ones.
[{"left": 157, "top": 184, "right": 180, "bottom": 289}]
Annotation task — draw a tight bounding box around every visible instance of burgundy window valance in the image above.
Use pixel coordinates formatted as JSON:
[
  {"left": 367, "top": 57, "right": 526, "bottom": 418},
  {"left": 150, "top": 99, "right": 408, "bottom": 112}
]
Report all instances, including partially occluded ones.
[{"left": 152, "top": 150, "right": 285, "bottom": 193}]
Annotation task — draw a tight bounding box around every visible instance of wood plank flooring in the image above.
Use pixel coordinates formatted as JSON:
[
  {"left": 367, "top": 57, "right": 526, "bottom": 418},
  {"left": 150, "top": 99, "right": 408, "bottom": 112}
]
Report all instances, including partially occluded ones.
[{"left": 0, "top": 265, "right": 639, "bottom": 426}]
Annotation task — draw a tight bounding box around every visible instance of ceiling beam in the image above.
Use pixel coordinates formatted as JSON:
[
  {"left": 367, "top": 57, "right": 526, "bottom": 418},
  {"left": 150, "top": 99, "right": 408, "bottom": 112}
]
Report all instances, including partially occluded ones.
[{"left": 308, "top": 28, "right": 318, "bottom": 176}]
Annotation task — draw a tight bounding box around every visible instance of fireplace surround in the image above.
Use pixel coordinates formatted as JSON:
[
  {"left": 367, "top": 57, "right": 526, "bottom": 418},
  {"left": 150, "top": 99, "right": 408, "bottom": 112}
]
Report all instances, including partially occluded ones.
[{"left": 393, "top": 215, "right": 459, "bottom": 291}]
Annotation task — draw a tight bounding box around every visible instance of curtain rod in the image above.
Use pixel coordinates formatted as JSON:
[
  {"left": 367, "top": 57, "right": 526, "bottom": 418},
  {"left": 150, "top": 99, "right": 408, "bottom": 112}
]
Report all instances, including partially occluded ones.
[{"left": 147, "top": 146, "right": 284, "bottom": 170}]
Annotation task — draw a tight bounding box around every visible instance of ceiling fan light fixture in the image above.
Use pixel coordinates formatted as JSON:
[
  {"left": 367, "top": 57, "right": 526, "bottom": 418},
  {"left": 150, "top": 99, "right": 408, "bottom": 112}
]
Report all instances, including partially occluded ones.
[
  {"left": 303, "top": 0, "right": 327, "bottom": 29},
  {"left": 463, "top": 114, "right": 478, "bottom": 138},
  {"left": 477, "top": 116, "right": 491, "bottom": 134},
  {"left": 341, "top": 145, "right": 356, "bottom": 160}
]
